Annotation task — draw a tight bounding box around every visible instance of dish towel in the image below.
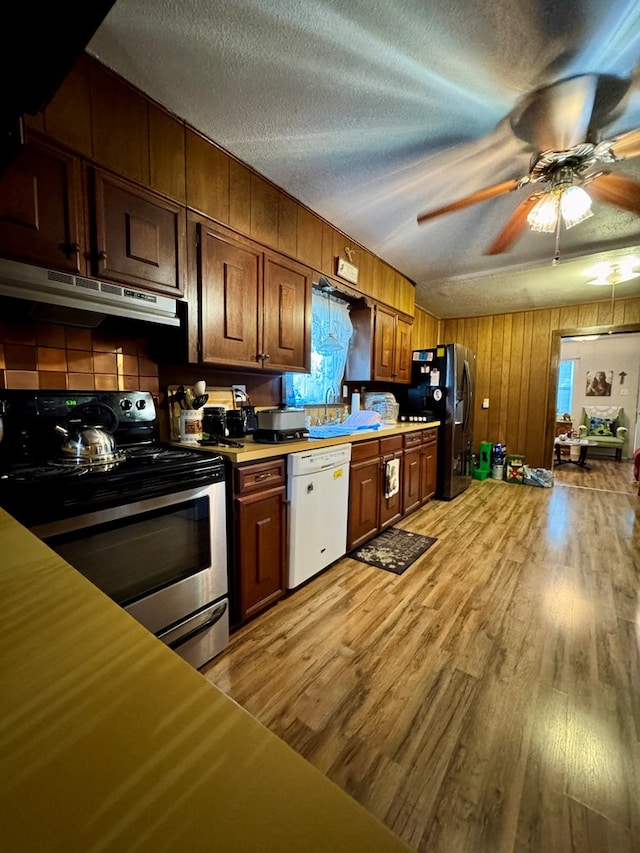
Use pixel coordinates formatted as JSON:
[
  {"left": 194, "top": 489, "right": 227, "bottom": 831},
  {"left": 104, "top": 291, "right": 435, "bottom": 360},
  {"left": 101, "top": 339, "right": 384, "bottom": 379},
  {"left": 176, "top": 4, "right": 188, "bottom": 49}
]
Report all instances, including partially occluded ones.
[{"left": 384, "top": 458, "right": 400, "bottom": 499}]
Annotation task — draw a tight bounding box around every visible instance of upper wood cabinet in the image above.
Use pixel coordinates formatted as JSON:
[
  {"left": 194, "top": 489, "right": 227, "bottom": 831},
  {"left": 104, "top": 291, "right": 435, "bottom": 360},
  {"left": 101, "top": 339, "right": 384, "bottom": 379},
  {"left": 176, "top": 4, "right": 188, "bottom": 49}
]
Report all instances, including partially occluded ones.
[
  {"left": 0, "top": 138, "right": 84, "bottom": 273},
  {"left": 0, "top": 137, "right": 185, "bottom": 298},
  {"left": 262, "top": 252, "right": 312, "bottom": 371},
  {"left": 196, "top": 219, "right": 311, "bottom": 371},
  {"left": 373, "top": 306, "right": 413, "bottom": 383},
  {"left": 89, "top": 169, "right": 186, "bottom": 296}
]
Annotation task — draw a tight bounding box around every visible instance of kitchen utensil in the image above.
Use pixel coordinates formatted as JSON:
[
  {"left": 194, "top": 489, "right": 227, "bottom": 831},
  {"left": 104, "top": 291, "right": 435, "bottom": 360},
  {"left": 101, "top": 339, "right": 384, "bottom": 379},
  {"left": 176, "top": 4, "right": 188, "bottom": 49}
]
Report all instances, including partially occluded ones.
[
  {"left": 173, "top": 386, "right": 187, "bottom": 410},
  {"left": 184, "top": 387, "right": 195, "bottom": 409},
  {"left": 192, "top": 393, "right": 209, "bottom": 410},
  {"left": 193, "top": 380, "right": 207, "bottom": 397},
  {"left": 256, "top": 406, "right": 305, "bottom": 431}
]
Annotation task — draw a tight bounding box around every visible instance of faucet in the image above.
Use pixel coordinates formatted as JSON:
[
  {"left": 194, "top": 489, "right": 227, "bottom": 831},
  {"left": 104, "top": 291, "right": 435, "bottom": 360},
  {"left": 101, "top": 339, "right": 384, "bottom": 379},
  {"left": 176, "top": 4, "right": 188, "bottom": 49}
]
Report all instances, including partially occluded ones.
[{"left": 324, "top": 386, "right": 336, "bottom": 423}]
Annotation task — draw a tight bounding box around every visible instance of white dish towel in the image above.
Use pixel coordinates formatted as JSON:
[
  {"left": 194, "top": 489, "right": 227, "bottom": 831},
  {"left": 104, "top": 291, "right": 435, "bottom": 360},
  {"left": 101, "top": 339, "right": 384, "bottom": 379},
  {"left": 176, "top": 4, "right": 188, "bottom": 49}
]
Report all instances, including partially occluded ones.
[{"left": 384, "top": 458, "right": 400, "bottom": 499}]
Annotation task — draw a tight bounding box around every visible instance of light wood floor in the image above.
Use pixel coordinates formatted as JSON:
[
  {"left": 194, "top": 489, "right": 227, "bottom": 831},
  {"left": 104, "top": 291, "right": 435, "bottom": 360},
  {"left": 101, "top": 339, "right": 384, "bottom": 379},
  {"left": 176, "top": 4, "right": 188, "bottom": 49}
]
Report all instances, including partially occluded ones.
[{"left": 204, "top": 459, "right": 640, "bottom": 852}]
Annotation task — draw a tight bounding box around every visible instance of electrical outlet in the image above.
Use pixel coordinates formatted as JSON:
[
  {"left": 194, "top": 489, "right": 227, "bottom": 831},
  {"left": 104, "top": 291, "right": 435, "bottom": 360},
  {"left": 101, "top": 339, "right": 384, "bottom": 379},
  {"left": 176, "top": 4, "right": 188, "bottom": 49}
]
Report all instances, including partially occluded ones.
[
  {"left": 482, "top": 398, "right": 490, "bottom": 409},
  {"left": 232, "top": 384, "right": 247, "bottom": 402}
]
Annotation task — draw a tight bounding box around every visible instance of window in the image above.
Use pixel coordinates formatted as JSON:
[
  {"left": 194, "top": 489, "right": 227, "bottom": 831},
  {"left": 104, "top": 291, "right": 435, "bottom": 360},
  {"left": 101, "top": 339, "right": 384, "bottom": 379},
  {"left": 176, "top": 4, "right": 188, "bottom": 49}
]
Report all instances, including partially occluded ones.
[
  {"left": 283, "top": 290, "right": 353, "bottom": 405},
  {"left": 557, "top": 359, "right": 575, "bottom": 414}
]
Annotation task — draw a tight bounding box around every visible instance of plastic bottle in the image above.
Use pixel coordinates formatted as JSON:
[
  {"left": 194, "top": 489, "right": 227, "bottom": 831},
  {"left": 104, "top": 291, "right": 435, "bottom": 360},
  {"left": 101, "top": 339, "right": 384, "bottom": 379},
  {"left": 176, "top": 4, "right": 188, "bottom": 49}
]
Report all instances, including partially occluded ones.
[{"left": 351, "top": 388, "right": 360, "bottom": 413}]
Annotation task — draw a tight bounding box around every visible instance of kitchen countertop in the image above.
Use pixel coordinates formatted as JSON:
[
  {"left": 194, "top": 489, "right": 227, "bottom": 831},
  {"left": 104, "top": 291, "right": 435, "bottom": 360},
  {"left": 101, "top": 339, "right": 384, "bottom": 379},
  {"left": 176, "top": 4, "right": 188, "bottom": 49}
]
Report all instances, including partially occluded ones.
[
  {"left": 176, "top": 421, "right": 440, "bottom": 462},
  {"left": 0, "top": 507, "right": 411, "bottom": 853}
]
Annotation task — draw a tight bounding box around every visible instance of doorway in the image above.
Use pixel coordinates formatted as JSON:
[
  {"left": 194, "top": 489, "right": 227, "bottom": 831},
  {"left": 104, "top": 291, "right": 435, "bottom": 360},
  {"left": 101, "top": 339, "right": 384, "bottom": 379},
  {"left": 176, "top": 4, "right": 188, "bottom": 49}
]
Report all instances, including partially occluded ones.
[{"left": 549, "top": 325, "right": 640, "bottom": 462}]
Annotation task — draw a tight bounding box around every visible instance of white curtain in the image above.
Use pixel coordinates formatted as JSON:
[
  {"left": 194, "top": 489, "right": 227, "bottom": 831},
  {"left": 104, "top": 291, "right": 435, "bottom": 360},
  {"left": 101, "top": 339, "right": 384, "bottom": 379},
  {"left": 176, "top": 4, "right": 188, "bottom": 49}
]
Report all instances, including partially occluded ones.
[{"left": 284, "top": 291, "right": 353, "bottom": 405}]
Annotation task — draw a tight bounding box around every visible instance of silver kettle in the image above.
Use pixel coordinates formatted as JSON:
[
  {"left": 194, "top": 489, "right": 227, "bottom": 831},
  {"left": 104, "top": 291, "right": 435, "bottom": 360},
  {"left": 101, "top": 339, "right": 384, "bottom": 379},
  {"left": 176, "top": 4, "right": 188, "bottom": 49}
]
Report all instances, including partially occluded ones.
[{"left": 54, "top": 402, "right": 124, "bottom": 466}]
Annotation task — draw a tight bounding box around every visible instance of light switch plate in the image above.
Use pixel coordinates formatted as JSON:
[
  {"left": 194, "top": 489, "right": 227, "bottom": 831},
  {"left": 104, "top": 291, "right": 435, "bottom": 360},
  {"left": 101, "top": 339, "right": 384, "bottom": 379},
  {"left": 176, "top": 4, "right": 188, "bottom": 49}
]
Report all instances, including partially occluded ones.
[{"left": 482, "top": 398, "right": 490, "bottom": 409}]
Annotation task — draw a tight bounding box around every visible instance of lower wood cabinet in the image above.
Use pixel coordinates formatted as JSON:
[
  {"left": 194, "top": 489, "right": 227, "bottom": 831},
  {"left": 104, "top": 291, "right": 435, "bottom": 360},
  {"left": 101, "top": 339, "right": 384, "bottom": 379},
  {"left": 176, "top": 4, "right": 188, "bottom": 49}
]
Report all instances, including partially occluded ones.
[
  {"left": 347, "top": 428, "right": 438, "bottom": 552},
  {"left": 347, "top": 440, "right": 381, "bottom": 551},
  {"left": 231, "top": 457, "right": 287, "bottom": 625}
]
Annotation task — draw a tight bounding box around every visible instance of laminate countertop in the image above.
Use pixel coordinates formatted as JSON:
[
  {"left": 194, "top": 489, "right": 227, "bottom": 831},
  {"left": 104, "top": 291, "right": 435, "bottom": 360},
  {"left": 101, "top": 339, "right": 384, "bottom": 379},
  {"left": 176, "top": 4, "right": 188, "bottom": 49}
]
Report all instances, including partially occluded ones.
[
  {"left": 175, "top": 421, "right": 440, "bottom": 462},
  {"left": 0, "top": 508, "right": 411, "bottom": 852}
]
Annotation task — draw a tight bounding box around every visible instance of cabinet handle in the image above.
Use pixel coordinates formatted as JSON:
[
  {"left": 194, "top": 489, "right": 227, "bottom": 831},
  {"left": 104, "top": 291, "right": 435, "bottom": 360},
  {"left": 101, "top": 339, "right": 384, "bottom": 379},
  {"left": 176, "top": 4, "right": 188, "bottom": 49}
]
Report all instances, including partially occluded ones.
[
  {"left": 255, "top": 473, "right": 271, "bottom": 481},
  {"left": 263, "top": 353, "right": 270, "bottom": 360},
  {"left": 97, "top": 250, "right": 108, "bottom": 261},
  {"left": 59, "top": 242, "right": 80, "bottom": 259}
]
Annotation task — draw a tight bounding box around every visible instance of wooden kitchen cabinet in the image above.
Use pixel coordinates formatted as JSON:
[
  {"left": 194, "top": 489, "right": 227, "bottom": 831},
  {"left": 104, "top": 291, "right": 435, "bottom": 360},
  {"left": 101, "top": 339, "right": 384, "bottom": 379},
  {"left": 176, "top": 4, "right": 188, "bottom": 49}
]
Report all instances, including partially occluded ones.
[
  {"left": 348, "top": 429, "right": 437, "bottom": 551},
  {"left": 372, "top": 305, "right": 413, "bottom": 383},
  {"left": 347, "top": 440, "right": 381, "bottom": 551},
  {"left": 89, "top": 168, "right": 186, "bottom": 296},
  {"left": 379, "top": 435, "right": 403, "bottom": 530},
  {"left": 421, "top": 429, "right": 438, "bottom": 500},
  {"left": 0, "top": 138, "right": 84, "bottom": 273},
  {"left": 0, "top": 136, "right": 186, "bottom": 298},
  {"left": 231, "top": 458, "right": 287, "bottom": 624},
  {"left": 196, "top": 219, "right": 312, "bottom": 371},
  {"left": 403, "top": 429, "right": 438, "bottom": 513}
]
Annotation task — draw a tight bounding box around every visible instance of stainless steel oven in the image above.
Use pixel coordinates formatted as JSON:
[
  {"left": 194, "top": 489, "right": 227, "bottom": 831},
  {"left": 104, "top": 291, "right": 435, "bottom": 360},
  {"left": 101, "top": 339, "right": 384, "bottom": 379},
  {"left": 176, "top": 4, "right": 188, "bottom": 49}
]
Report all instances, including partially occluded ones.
[{"left": 0, "top": 390, "right": 229, "bottom": 668}]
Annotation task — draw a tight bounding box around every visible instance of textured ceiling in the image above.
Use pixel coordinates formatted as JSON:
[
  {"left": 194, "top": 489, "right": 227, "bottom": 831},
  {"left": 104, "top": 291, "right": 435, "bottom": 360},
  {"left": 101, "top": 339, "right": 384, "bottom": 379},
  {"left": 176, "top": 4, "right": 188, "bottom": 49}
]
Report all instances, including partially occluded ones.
[{"left": 88, "top": 0, "right": 640, "bottom": 318}]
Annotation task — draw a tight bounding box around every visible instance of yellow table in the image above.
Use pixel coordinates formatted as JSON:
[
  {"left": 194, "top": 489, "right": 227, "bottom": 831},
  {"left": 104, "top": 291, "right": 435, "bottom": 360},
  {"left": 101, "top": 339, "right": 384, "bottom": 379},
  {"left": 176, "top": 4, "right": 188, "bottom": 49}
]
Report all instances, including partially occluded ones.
[{"left": 0, "top": 509, "right": 411, "bottom": 853}]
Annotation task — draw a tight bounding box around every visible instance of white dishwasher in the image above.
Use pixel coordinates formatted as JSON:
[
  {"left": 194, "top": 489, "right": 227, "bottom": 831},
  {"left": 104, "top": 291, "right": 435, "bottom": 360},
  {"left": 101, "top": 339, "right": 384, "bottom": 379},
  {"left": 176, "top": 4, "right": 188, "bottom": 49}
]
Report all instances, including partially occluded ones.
[{"left": 287, "top": 444, "right": 352, "bottom": 589}]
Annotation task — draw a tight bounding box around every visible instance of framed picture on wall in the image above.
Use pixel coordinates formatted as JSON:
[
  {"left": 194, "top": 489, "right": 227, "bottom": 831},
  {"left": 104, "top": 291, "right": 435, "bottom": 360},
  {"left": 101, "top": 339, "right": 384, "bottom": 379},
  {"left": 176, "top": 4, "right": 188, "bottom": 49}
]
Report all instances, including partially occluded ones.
[{"left": 585, "top": 370, "right": 613, "bottom": 396}]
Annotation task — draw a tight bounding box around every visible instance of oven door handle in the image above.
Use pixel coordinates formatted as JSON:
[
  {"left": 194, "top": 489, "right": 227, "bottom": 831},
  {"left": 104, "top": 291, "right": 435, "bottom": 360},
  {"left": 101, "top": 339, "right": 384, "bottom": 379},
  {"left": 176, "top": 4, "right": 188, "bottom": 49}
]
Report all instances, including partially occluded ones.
[{"left": 162, "top": 600, "right": 228, "bottom": 651}]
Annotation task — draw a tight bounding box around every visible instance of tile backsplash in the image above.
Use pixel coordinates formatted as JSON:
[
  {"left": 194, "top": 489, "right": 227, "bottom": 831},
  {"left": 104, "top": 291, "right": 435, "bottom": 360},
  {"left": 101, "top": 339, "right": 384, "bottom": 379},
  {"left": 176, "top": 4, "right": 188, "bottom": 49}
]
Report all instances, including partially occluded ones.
[{"left": 0, "top": 314, "right": 159, "bottom": 395}]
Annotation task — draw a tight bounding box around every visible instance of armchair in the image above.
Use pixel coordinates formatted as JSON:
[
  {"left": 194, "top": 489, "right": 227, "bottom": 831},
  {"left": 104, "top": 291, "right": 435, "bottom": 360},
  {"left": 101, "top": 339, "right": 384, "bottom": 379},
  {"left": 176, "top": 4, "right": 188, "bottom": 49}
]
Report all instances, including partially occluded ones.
[{"left": 577, "top": 406, "right": 628, "bottom": 461}]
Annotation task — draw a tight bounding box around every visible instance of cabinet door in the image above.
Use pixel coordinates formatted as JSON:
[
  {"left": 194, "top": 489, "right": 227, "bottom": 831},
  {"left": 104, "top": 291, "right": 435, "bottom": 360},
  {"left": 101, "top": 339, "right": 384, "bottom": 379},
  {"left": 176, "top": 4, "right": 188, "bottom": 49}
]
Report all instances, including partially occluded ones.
[
  {"left": 347, "top": 458, "right": 380, "bottom": 551},
  {"left": 262, "top": 253, "right": 311, "bottom": 372},
  {"left": 394, "top": 317, "right": 413, "bottom": 383},
  {"left": 0, "top": 139, "right": 83, "bottom": 273},
  {"left": 402, "top": 445, "right": 421, "bottom": 515},
  {"left": 91, "top": 169, "right": 186, "bottom": 295},
  {"left": 235, "top": 486, "right": 286, "bottom": 622},
  {"left": 380, "top": 450, "right": 403, "bottom": 529},
  {"left": 421, "top": 432, "right": 438, "bottom": 501},
  {"left": 198, "top": 225, "right": 261, "bottom": 368},
  {"left": 372, "top": 305, "right": 396, "bottom": 381}
]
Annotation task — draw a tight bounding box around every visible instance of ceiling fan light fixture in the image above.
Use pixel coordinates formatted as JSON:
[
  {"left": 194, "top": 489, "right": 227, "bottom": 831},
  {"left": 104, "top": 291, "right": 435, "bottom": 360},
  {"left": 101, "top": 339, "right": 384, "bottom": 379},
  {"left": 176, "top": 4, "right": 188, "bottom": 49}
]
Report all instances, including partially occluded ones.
[
  {"left": 527, "top": 192, "right": 560, "bottom": 232},
  {"left": 559, "top": 184, "right": 593, "bottom": 229}
]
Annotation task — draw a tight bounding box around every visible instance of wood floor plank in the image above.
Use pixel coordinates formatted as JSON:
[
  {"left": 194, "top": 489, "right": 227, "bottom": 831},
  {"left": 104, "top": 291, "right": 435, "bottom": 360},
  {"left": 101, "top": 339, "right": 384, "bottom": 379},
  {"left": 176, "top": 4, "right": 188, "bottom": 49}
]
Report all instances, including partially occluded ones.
[{"left": 204, "top": 460, "right": 640, "bottom": 852}]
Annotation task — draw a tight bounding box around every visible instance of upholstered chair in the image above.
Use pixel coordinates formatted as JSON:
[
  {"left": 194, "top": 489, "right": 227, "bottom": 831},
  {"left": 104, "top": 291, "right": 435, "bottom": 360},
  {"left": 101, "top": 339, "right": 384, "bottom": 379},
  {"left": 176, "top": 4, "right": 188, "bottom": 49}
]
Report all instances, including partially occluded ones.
[{"left": 578, "top": 406, "right": 628, "bottom": 461}]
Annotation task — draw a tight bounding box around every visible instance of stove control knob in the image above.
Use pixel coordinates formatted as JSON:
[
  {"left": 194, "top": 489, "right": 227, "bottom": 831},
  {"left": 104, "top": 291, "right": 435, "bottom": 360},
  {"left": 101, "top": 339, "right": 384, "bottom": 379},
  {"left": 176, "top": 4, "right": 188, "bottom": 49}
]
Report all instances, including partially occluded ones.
[
  {"left": 120, "top": 398, "right": 133, "bottom": 411},
  {"left": 135, "top": 399, "right": 146, "bottom": 410}
]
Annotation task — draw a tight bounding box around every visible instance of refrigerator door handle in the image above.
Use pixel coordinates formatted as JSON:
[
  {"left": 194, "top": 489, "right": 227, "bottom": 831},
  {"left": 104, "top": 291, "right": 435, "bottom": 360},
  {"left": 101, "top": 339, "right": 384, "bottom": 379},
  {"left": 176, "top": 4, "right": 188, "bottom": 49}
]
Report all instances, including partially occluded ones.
[{"left": 462, "top": 359, "right": 472, "bottom": 434}]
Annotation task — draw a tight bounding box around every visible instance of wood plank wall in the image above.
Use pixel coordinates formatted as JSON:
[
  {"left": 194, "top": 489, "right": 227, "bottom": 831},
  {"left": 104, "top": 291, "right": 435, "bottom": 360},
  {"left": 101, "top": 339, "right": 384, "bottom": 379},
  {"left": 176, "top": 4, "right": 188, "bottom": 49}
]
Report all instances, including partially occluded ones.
[
  {"left": 412, "top": 306, "right": 441, "bottom": 349},
  {"left": 440, "top": 295, "right": 640, "bottom": 467}
]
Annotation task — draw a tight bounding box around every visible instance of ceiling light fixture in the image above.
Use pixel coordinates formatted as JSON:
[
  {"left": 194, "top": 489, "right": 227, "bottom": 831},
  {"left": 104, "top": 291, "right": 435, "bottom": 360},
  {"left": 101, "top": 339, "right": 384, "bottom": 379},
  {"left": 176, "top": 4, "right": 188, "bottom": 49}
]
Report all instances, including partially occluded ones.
[
  {"left": 527, "top": 168, "right": 593, "bottom": 234},
  {"left": 586, "top": 258, "right": 640, "bottom": 285}
]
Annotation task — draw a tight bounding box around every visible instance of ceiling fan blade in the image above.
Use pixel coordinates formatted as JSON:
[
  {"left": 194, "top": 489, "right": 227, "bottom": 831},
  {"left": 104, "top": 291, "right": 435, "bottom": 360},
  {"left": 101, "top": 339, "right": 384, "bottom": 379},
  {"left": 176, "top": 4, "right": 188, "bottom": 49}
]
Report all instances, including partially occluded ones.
[
  {"left": 484, "top": 193, "right": 542, "bottom": 255},
  {"left": 511, "top": 74, "right": 598, "bottom": 151},
  {"left": 417, "top": 178, "right": 520, "bottom": 225},
  {"left": 608, "top": 127, "right": 640, "bottom": 160},
  {"left": 587, "top": 172, "right": 640, "bottom": 215}
]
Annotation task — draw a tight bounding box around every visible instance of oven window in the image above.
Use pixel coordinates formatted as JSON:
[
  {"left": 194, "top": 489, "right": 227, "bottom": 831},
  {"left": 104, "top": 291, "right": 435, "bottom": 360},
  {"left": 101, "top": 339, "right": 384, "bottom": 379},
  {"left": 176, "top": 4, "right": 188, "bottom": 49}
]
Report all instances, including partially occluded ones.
[{"left": 45, "top": 497, "right": 211, "bottom": 606}]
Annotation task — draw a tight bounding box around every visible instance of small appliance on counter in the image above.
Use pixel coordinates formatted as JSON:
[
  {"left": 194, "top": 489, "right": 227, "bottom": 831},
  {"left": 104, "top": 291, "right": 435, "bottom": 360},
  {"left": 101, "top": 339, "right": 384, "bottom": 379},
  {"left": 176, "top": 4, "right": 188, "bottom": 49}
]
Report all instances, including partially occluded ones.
[{"left": 253, "top": 405, "right": 309, "bottom": 443}]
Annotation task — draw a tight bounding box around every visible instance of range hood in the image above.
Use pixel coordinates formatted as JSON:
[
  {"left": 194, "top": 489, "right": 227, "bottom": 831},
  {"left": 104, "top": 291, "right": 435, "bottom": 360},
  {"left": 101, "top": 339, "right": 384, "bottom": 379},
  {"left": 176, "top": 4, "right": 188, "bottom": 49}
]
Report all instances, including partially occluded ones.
[{"left": 0, "top": 258, "right": 180, "bottom": 326}]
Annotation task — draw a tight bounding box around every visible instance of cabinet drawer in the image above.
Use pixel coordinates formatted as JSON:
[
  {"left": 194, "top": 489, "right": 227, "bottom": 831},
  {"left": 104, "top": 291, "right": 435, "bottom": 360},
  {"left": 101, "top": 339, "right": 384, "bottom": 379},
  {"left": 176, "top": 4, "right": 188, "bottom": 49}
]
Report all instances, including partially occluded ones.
[
  {"left": 235, "top": 458, "right": 285, "bottom": 494},
  {"left": 351, "top": 439, "right": 380, "bottom": 463},
  {"left": 380, "top": 435, "right": 403, "bottom": 454},
  {"left": 422, "top": 429, "right": 438, "bottom": 445},
  {"left": 403, "top": 431, "right": 423, "bottom": 449}
]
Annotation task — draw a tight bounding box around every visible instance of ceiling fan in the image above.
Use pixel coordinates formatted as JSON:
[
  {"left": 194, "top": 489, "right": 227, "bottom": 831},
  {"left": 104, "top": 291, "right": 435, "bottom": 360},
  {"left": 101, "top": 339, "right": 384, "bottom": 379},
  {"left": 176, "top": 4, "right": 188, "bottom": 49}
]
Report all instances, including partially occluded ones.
[{"left": 416, "top": 74, "right": 640, "bottom": 257}]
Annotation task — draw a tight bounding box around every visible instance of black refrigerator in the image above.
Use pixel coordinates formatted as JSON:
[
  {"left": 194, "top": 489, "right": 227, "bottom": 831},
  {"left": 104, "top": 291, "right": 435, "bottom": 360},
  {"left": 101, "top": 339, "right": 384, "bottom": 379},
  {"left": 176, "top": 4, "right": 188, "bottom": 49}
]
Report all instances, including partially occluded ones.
[{"left": 404, "top": 343, "right": 476, "bottom": 500}]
